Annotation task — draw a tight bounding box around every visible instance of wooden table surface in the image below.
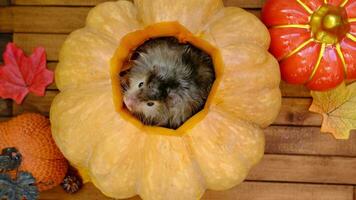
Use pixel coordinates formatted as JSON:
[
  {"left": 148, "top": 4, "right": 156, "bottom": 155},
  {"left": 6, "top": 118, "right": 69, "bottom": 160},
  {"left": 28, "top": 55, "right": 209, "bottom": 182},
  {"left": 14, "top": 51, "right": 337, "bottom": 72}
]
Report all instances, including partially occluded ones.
[{"left": 0, "top": 0, "right": 355, "bottom": 199}]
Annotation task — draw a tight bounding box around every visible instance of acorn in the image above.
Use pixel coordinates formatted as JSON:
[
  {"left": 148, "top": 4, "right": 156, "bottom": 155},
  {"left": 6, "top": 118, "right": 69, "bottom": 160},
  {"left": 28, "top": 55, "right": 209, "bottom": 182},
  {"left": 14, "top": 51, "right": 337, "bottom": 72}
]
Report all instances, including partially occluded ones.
[{"left": 61, "top": 167, "right": 83, "bottom": 194}]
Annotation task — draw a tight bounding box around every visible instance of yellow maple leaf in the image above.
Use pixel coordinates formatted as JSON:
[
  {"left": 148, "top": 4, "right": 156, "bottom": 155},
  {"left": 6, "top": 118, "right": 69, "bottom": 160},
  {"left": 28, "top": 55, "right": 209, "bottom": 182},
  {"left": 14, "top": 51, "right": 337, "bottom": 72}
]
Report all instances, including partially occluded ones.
[{"left": 309, "top": 82, "right": 356, "bottom": 139}]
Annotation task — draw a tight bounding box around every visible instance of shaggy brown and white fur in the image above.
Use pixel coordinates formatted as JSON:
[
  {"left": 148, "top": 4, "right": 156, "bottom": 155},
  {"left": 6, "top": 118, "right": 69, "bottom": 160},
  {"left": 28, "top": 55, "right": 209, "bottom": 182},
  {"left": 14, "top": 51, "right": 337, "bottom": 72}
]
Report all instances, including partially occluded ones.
[{"left": 121, "top": 37, "right": 215, "bottom": 129}]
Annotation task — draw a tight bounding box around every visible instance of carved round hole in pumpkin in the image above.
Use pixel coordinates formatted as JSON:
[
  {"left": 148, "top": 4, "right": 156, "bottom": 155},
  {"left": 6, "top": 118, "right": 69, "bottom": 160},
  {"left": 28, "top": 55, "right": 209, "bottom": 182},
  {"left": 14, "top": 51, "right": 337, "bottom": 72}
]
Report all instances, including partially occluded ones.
[
  {"left": 111, "top": 22, "right": 223, "bottom": 135},
  {"left": 119, "top": 36, "right": 216, "bottom": 130}
]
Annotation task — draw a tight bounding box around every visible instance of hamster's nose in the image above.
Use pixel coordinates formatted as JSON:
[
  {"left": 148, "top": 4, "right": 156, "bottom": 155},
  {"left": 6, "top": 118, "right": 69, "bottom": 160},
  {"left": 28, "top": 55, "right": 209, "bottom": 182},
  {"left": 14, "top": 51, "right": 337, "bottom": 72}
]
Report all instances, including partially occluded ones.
[{"left": 124, "top": 96, "right": 138, "bottom": 111}]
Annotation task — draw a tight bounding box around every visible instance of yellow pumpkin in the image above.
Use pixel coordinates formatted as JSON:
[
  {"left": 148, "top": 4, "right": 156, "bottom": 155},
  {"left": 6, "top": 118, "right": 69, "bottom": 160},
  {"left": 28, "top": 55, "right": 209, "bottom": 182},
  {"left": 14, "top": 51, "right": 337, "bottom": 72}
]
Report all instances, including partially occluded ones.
[{"left": 50, "top": 0, "right": 281, "bottom": 199}]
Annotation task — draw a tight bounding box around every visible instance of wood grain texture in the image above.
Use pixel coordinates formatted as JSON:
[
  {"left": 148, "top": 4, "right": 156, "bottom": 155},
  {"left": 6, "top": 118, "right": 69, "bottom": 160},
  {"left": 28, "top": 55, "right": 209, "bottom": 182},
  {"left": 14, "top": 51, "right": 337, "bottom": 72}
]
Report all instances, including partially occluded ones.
[
  {"left": 248, "top": 154, "right": 356, "bottom": 184},
  {"left": 275, "top": 98, "right": 321, "bottom": 126},
  {"left": 0, "top": 0, "right": 10, "bottom": 6},
  {"left": 0, "top": 6, "right": 87, "bottom": 33},
  {"left": 12, "top": 7, "right": 89, "bottom": 33},
  {"left": 1, "top": 7, "right": 260, "bottom": 33},
  {"left": 40, "top": 182, "right": 354, "bottom": 200},
  {"left": 40, "top": 184, "right": 113, "bottom": 200},
  {"left": 223, "top": 0, "right": 265, "bottom": 8},
  {"left": 265, "top": 126, "right": 356, "bottom": 157},
  {"left": 280, "top": 81, "right": 310, "bottom": 97},
  {"left": 0, "top": 33, "right": 12, "bottom": 62},
  {"left": 0, "top": 99, "right": 12, "bottom": 116},
  {"left": 13, "top": 33, "right": 67, "bottom": 61},
  {"left": 0, "top": 7, "right": 13, "bottom": 33},
  {"left": 11, "top": 0, "right": 265, "bottom": 8},
  {"left": 203, "top": 182, "right": 354, "bottom": 200},
  {"left": 11, "top": 0, "right": 115, "bottom": 6},
  {"left": 12, "top": 91, "right": 57, "bottom": 116}
]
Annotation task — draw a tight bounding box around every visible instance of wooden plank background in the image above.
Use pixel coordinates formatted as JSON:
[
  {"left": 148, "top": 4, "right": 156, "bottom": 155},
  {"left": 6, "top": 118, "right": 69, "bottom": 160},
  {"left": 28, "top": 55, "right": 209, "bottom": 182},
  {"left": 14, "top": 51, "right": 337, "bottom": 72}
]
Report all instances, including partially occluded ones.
[{"left": 0, "top": 0, "right": 355, "bottom": 199}]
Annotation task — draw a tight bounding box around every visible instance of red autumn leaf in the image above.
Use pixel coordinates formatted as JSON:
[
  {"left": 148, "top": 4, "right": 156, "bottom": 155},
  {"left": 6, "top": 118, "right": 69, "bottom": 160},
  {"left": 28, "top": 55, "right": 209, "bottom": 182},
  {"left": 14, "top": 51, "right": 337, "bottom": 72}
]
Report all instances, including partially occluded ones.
[{"left": 0, "top": 43, "right": 53, "bottom": 104}]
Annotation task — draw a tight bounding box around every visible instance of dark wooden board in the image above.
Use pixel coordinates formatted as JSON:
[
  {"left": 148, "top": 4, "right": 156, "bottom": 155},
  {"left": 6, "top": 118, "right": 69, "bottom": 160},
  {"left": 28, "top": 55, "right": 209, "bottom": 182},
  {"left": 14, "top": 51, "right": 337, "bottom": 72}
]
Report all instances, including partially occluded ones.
[
  {"left": 248, "top": 154, "right": 356, "bottom": 185},
  {"left": 11, "top": 0, "right": 266, "bottom": 8},
  {"left": 40, "top": 182, "right": 354, "bottom": 200},
  {"left": 265, "top": 126, "right": 356, "bottom": 157},
  {"left": 0, "top": 0, "right": 10, "bottom": 7},
  {"left": 0, "top": 7, "right": 13, "bottom": 33},
  {"left": 0, "top": 99, "right": 11, "bottom": 116},
  {"left": 1, "top": 6, "right": 260, "bottom": 33},
  {"left": 0, "top": 33, "right": 12, "bottom": 61}
]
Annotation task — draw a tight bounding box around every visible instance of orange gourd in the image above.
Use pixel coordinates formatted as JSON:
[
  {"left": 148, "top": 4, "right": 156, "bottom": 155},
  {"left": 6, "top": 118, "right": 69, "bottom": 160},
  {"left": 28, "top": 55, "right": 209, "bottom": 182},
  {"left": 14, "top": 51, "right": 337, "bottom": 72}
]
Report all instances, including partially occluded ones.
[{"left": 0, "top": 113, "right": 68, "bottom": 191}]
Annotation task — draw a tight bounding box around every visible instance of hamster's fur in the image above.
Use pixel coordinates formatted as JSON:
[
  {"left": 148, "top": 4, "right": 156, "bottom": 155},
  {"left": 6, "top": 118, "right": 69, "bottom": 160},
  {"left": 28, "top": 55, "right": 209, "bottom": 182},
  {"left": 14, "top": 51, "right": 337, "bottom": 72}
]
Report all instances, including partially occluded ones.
[{"left": 122, "top": 37, "right": 215, "bottom": 129}]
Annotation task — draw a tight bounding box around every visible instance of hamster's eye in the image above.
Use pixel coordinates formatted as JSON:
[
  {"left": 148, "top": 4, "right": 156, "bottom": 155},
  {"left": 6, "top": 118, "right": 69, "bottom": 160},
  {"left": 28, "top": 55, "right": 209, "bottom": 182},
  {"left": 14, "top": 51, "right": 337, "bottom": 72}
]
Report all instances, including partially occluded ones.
[
  {"left": 147, "top": 102, "right": 154, "bottom": 107},
  {"left": 138, "top": 82, "right": 144, "bottom": 88}
]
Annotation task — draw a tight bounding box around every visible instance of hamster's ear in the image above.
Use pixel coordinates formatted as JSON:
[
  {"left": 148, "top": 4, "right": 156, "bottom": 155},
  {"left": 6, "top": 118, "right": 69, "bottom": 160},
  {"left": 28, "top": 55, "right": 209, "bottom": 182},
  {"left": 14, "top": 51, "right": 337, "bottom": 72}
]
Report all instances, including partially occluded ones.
[{"left": 120, "top": 72, "right": 130, "bottom": 91}]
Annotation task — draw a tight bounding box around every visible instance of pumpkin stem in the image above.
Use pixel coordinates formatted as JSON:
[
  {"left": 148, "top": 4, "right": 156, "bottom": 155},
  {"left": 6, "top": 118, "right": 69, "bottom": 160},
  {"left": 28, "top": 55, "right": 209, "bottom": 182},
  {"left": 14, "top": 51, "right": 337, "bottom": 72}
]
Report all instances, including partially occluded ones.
[{"left": 310, "top": 4, "right": 350, "bottom": 44}]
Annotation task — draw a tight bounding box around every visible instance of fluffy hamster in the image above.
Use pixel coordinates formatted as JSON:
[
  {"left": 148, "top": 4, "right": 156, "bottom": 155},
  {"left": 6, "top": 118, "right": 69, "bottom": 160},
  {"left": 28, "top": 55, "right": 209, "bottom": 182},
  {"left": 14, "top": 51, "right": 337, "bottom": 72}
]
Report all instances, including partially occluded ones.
[{"left": 121, "top": 37, "right": 215, "bottom": 129}]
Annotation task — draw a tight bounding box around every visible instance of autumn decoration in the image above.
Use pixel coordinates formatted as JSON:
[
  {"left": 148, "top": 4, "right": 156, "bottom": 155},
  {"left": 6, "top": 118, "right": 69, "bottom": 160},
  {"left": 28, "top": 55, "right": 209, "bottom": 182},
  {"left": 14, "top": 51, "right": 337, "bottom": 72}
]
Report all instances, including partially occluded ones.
[
  {"left": 262, "top": 0, "right": 355, "bottom": 139},
  {"left": 262, "top": 0, "right": 355, "bottom": 91},
  {"left": 0, "top": 113, "right": 68, "bottom": 191},
  {"left": 0, "top": 43, "right": 54, "bottom": 104}
]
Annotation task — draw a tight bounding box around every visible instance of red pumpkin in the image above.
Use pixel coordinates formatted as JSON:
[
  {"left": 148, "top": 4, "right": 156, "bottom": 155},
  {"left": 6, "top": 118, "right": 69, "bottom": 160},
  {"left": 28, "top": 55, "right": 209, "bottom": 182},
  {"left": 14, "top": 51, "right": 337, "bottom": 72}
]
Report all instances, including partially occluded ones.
[{"left": 262, "top": 0, "right": 356, "bottom": 91}]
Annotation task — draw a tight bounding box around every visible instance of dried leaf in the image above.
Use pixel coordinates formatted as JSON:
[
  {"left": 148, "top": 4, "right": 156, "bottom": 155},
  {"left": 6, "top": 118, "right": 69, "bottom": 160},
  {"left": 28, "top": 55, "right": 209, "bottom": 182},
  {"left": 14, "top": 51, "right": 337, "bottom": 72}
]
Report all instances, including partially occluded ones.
[
  {"left": 310, "top": 82, "right": 356, "bottom": 139},
  {"left": 0, "top": 172, "right": 39, "bottom": 200},
  {"left": 0, "top": 43, "right": 54, "bottom": 104}
]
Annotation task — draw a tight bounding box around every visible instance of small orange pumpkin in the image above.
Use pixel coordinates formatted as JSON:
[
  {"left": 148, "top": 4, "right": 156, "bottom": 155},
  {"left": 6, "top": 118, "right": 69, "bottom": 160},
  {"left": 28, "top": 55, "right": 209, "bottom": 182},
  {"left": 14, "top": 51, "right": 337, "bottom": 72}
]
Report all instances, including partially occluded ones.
[{"left": 0, "top": 113, "right": 68, "bottom": 191}]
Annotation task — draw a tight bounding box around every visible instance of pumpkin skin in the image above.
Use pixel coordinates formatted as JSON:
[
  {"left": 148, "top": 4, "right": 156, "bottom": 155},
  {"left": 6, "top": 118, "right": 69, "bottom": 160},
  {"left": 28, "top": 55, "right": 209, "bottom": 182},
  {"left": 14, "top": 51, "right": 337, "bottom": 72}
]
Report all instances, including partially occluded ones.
[
  {"left": 0, "top": 113, "right": 68, "bottom": 191},
  {"left": 50, "top": 0, "right": 281, "bottom": 199},
  {"left": 262, "top": 0, "right": 356, "bottom": 91}
]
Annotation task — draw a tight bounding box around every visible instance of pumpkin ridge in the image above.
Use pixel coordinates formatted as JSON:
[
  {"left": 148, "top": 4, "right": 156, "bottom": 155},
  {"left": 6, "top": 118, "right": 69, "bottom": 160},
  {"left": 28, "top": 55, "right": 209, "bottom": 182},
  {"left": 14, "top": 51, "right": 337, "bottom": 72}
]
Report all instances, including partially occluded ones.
[
  {"left": 308, "top": 43, "right": 327, "bottom": 82},
  {"left": 281, "top": 38, "right": 314, "bottom": 61},
  {"left": 51, "top": 1, "right": 281, "bottom": 198},
  {"left": 340, "top": 0, "right": 350, "bottom": 7},
  {"left": 347, "top": 33, "right": 356, "bottom": 41},
  {"left": 296, "top": 0, "right": 314, "bottom": 14},
  {"left": 335, "top": 43, "right": 348, "bottom": 77}
]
